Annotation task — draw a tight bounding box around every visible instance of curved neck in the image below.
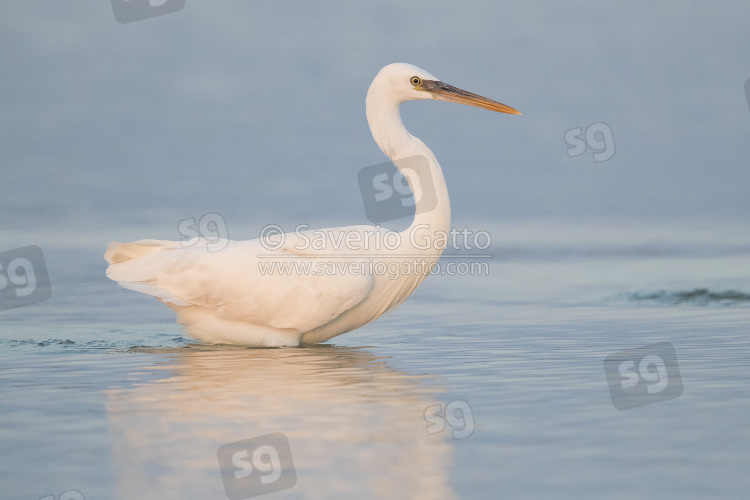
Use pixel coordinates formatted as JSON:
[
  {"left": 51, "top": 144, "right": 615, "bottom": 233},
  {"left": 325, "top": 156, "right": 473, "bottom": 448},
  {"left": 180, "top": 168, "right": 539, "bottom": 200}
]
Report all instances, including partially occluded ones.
[{"left": 366, "top": 94, "right": 451, "bottom": 254}]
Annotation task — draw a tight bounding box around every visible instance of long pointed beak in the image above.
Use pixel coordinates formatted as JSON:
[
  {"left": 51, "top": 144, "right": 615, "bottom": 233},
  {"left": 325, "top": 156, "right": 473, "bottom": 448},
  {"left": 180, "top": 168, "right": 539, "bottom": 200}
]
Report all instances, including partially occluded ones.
[{"left": 420, "top": 80, "right": 521, "bottom": 115}]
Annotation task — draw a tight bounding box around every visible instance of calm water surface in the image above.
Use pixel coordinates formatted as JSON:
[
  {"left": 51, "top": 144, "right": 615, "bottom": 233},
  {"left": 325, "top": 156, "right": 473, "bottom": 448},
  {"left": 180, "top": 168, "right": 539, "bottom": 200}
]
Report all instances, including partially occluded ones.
[
  {"left": 4, "top": 3, "right": 750, "bottom": 499},
  {"left": 1, "top": 243, "right": 749, "bottom": 499}
]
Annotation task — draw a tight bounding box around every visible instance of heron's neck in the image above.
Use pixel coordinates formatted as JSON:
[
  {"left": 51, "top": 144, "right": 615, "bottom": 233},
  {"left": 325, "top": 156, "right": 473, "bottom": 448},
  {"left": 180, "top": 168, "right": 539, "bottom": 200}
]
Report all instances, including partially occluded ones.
[{"left": 366, "top": 97, "right": 451, "bottom": 251}]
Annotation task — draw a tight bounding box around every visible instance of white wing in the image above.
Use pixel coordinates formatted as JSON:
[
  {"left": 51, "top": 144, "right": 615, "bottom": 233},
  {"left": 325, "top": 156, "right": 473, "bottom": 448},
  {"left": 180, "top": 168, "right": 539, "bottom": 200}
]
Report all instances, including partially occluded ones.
[{"left": 105, "top": 231, "right": 375, "bottom": 335}]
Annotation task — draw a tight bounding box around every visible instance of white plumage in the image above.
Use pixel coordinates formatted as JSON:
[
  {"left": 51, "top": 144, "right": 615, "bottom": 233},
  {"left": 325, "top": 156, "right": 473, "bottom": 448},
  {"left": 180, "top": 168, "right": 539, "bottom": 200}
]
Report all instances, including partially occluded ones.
[{"left": 105, "top": 63, "right": 519, "bottom": 346}]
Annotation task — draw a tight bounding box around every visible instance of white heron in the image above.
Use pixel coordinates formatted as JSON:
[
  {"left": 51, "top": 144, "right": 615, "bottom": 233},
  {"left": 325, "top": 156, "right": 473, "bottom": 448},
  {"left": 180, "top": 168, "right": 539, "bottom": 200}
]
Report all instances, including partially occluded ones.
[{"left": 105, "top": 63, "right": 519, "bottom": 347}]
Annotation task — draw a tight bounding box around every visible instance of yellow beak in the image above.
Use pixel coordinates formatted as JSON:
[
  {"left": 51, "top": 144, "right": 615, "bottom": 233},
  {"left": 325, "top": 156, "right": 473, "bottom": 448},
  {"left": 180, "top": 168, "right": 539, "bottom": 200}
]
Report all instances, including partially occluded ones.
[{"left": 419, "top": 80, "right": 521, "bottom": 115}]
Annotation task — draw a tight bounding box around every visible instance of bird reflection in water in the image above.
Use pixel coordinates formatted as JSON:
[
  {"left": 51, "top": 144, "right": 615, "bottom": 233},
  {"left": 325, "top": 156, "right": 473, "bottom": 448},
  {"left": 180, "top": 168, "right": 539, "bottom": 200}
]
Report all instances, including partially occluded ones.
[{"left": 105, "top": 345, "right": 457, "bottom": 499}]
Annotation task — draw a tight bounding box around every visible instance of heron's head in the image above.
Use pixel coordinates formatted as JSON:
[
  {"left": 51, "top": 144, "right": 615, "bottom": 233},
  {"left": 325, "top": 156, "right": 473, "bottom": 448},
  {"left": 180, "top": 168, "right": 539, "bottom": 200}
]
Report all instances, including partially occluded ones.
[{"left": 369, "top": 63, "right": 520, "bottom": 115}]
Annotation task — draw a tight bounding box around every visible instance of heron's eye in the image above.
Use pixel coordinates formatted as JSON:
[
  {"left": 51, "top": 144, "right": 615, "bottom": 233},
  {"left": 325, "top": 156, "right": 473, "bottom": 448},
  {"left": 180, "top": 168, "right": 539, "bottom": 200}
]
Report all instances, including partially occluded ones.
[{"left": 410, "top": 76, "right": 421, "bottom": 86}]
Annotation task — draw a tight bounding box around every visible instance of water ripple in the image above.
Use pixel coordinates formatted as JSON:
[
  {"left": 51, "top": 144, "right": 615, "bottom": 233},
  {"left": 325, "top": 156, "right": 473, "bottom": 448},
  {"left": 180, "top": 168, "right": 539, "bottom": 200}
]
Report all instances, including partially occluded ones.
[{"left": 627, "top": 288, "right": 750, "bottom": 306}]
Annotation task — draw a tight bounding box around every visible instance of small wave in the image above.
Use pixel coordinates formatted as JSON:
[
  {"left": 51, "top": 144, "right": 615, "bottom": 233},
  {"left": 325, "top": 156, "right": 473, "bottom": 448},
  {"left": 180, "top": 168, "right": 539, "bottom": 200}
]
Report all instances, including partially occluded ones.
[
  {"left": 628, "top": 288, "right": 750, "bottom": 306},
  {"left": 2, "top": 339, "right": 77, "bottom": 348},
  {"left": 0, "top": 337, "right": 189, "bottom": 351}
]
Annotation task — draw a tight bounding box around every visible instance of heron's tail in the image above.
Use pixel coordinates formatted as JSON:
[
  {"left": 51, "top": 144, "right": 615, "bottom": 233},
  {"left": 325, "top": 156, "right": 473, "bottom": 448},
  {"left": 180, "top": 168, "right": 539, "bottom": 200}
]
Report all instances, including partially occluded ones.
[
  {"left": 104, "top": 239, "right": 193, "bottom": 306},
  {"left": 104, "top": 239, "right": 182, "bottom": 264}
]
